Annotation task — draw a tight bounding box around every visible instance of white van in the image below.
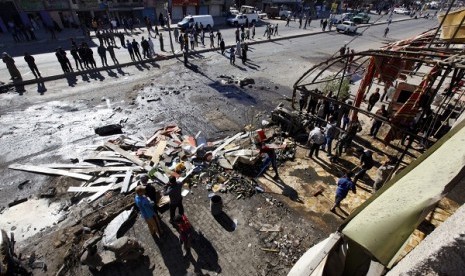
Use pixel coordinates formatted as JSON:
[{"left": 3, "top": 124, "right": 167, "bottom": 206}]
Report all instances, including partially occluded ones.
[{"left": 177, "top": 15, "right": 214, "bottom": 31}]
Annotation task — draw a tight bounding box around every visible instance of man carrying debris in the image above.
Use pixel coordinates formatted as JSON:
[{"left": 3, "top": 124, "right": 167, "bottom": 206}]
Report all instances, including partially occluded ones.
[
  {"left": 256, "top": 140, "right": 285, "bottom": 180},
  {"left": 164, "top": 176, "right": 184, "bottom": 224},
  {"left": 135, "top": 185, "right": 162, "bottom": 239},
  {"left": 330, "top": 172, "right": 355, "bottom": 212},
  {"left": 307, "top": 126, "right": 325, "bottom": 159}
]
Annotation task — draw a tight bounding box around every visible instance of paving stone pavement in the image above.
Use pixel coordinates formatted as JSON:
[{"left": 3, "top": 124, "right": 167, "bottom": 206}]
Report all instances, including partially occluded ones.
[{"left": 77, "top": 185, "right": 325, "bottom": 276}]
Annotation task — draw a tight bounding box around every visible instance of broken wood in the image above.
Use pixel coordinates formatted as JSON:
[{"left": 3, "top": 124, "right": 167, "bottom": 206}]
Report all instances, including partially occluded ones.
[
  {"left": 104, "top": 142, "right": 152, "bottom": 171},
  {"left": 9, "top": 164, "right": 93, "bottom": 181},
  {"left": 212, "top": 132, "right": 243, "bottom": 157},
  {"left": 69, "top": 166, "right": 142, "bottom": 174},
  {"left": 120, "top": 170, "right": 133, "bottom": 194},
  {"left": 68, "top": 184, "right": 122, "bottom": 193}
]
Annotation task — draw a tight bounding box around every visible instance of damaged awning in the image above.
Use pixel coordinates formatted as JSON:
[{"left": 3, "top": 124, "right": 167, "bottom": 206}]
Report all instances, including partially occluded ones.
[{"left": 341, "top": 116, "right": 465, "bottom": 267}]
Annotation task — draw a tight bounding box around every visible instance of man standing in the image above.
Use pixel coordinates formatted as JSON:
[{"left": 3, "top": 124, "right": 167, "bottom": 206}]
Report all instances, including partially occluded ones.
[
  {"left": 367, "top": 88, "right": 381, "bottom": 111},
  {"left": 230, "top": 47, "right": 235, "bottom": 64},
  {"left": 370, "top": 104, "right": 388, "bottom": 138},
  {"left": 330, "top": 172, "right": 355, "bottom": 212},
  {"left": 220, "top": 39, "right": 225, "bottom": 55},
  {"left": 251, "top": 24, "right": 255, "bottom": 39},
  {"left": 106, "top": 44, "right": 120, "bottom": 65},
  {"left": 97, "top": 44, "right": 108, "bottom": 67},
  {"left": 164, "top": 176, "right": 184, "bottom": 224},
  {"left": 241, "top": 42, "right": 248, "bottom": 64},
  {"left": 135, "top": 185, "right": 162, "bottom": 239},
  {"left": 139, "top": 174, "right": 162, "bottom": 233},
  {"left": 216, "top": 30, "right": 222, "bottom": 47},
  {"left": 55, "top": 48, "right": 71, "bottom": 73},
  {"left": 323, "top": 117, "right": 339, "bottom": 156},
  {"left": 70, "top": 45, "right": 83, "bottom": 70},
  {"left": 132, "top": 39, "right": 142, "bottom": 61},
  {"left": 307, "top": 126, "right": 325, "bottom": 158},
  {"left": 286, "top": 16, "right": 291, "bottom": 27},
  {"left": 126, "top": 40, "right": 135, "bottom": 61},
  {"left": 274, "top": 23, "right": 278, "bottom": 36},
  {"left": 256, "top": 141, "right": 285, "bottom": 180},
  {"left": 2, "top": 52, "right": 22, "bottom": 80},
  {"left": 209, "top": 30, "right": 215, "bottom": 48},
  {"left": 24, "top": 52, "right": 41, "bottom": 78},
  {"left": 141, "top": 37, "right": 150, "bottom": 58}
]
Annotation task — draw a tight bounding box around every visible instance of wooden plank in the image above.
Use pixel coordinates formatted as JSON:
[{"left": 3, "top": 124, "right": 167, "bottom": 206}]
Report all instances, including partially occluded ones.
[
  {"left": 151, "top": 140, "right": 167, "bottom": 164},
  {"left": 68, "top": 183, "right": 122, "bottom": 193},
  {"left": 87, "top": 183, "right": 116, "bottom": 203},
  {"left": 120, "top": 170, "right": 133, "bottom": 194},
  {"left": 104, "top": 142, "right": 152, "bottom": 171},
  {"left": 70, "top": 166, "right": 142, "bottom": 174},
  {"left": 44, "top": 163, "right": 98, "bottom": 169},
  {"left": 9, "top": 164, "right": 93, "bottom": 181},
  {"left": 212, "top": 132, "right": 243, "bottom": 157}
]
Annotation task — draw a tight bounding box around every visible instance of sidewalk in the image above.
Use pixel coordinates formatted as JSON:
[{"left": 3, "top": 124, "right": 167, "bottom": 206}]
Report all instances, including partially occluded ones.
[{"left": 0, "top": 16, "right": 414, "bottom": 91}]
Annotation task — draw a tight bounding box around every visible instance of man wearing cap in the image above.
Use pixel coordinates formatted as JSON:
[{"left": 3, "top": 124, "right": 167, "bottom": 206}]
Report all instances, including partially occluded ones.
[
  {"left": 135, "top": 185, "right": 162, "bottom": 239},
  {"left": 353, "top": 149, "right": 374, "bottom": 184},
  {"left": 164, "top": 176, "right": 184, "bottom": 224}
]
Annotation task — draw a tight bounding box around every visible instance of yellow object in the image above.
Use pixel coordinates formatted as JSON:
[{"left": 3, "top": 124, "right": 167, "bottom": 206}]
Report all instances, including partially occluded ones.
[{"left": 438, "top": 8, "right": 465, "bottom": 42}]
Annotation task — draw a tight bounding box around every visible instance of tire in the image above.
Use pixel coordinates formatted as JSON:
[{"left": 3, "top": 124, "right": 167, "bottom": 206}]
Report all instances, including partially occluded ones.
[
  {"left": 206, "top": 24, "right": 211, "bottom": 31},
  {"left": 251, "top": 20, "right": 256, "bottom": 25},
  {"left": 281, "top": 15, "right": 286, "bottom": 20}
]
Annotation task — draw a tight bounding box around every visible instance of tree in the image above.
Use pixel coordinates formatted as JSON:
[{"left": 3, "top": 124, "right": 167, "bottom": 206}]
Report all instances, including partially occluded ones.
[{"left": 320, "top": 74, "right": 350, "bottom": 100}]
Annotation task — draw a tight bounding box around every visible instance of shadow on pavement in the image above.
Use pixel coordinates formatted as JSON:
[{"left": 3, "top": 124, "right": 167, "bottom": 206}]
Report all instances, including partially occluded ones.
[
  {"left": 189, "top": 230, "right": 222, "bottom": 274},
  {"left": 93, "top": 255, "right": 154, "bottom": 276},
  {"left": 213, "top": 211, "right": 236, "bottom": 232},
  {"left": 265, "top": 174, "right": 303, "bottom": 203}
]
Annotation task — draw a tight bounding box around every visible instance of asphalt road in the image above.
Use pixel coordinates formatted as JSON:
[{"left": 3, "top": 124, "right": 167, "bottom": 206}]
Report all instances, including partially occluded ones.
[
  {"left": 0, "top": 16, "right": 437, "bottom": 208},
  {"left": 0, "top": 12, "right": 437, "bottom": 85}
]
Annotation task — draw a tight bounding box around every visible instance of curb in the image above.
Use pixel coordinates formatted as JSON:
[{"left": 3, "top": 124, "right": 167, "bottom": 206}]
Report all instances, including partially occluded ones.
[{"left": 0, "top": 17, "right": 415, "bottom": 91}]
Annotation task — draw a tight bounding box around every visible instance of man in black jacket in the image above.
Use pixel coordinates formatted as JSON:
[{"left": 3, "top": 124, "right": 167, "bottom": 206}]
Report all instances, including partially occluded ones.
[
  {"left": 24, "top": 52, "right": 41, "bottom": 78},
  {"left": 164, "top": 176, "right": 184, "bottom": 224}
]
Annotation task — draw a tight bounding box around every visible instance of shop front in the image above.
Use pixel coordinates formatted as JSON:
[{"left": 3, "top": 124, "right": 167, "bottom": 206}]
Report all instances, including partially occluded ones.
[{"left": 171, "top": 0, "right": 200, "bottom": 20}]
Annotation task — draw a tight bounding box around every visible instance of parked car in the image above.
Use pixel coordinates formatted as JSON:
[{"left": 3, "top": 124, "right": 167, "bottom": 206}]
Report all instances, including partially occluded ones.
[
  {"left": 393, "top": 8, "right": 411, "bottom": 15},
  {"left": 226, "top": 13, "right": 259, "bottom": 26},
  {"left": 177, "top": 15, "right": 214, "bottom": 30},
  {"left": 330, "top": 12, "right": 355, "bottom": 24},
  {"left": 336, "top": 21, "right": 358, "bottom": 34},
  {"left": 352, "top": 12, "right": 370, "bottom": 23}
]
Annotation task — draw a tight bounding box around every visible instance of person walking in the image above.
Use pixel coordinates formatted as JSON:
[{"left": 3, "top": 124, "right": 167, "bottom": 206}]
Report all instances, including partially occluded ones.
[
  {"left": 274, "top": 24, "right": 279, "bottom": 36},
  {"left": 97, "top": 44, "right": 108, "bottom": 67},
  {"left": 256, "top": 140, "right": 284, "bottom": 180},
  {"left": 159, "top": 33, "right": 164, "bottom": 52},
  {"left": 220, "top": 39, "right": 225, "bottom": 55},
  {"left": 322, "top": 19, "right": 328, "bottom": 31},
  {"left": 85, "top": 44, "right": 96, "bottom": 69},
  {"left": 126, "top": 40, "right": 135, "bottom": 61},
  {"left": 135, "top": 185, "right": 162, "bottom": 239},
  {"left": 384, "top": 27, "right": 389, "bottom": 37},
  {"left": 183, "top": 48, "right": 188, "bottom": 66},
  {"left": 141, "top": 37, "right": 150, "bottom": 58},
  {"left": 263, "top": 24, "right": 268, "bottom": 37},
  {"left": 78, "top": 44, "right": 89, "bottom": 69},
  {"left": 174, "top": 28, "right": 179, "bottom": 42},
  {"left": 370, "top": 104, "right": 389, "bottom": 138},
  {"left": 367, "top": 88, "right": 381, "bottom": 111},
  {"left": 299, "top": 16, "right": 303, "bottom": 28},
  {"left": 24, "top": 52, "right": 41, "bottom": 78},
  {"left": 286, "top": 15, "right": 291, "bottom": 27},
  {"left": 164, "top": 176, "right": 184, "bottom": 224},
  {"left": 132, "top": 39, "right": 142, "bottom": 61},
  {"left": 307, "top": 126, "right": 325, "bottom": 158},
  {"left": 230, "top": 47, "right": 235, "bottom": 64},
  {"left": 236, "top": 40, "right": 241, "bottom": 58},
  {"left": 179, "top": 33, "right": 184, "bottom": 52},
  {"left": 330, "top": 172, "right": 356, "bottom": 212},
  {"left": 70, "top": 45, "right": 83, "bottom": 70},
  {"left": 106, "top": 45, "right": 120, "bottom": 65},
  {"left": 235, "top": 27, "right": 240, "bottom": 42},
  {"left": 251, "top": 24, "right": 255, "bottom": 39},
  {"left": 189, "top": 32, "right": 195, "bottom": 50},
  {"left": 2, "top": 52, "right": 22, "bottom": 80},
  {"left": 353, "top": 149, "right": 374, "bottom": 185}
]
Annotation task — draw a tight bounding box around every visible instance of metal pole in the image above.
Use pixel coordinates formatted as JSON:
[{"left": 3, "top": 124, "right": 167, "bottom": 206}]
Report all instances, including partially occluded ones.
[{"left": 165, "top": 4, "right": 175, "bottom": 54}]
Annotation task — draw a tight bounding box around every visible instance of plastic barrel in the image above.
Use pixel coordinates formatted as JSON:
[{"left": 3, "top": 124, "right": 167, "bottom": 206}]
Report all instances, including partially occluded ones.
[{"left": 210, "top": 195, "right": 223, "bottom": 216}]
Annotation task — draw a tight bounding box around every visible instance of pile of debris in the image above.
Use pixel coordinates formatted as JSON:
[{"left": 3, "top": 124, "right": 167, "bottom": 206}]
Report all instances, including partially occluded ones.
[{"left": 8, "top": 124, "right": 295, "bottom": 204}]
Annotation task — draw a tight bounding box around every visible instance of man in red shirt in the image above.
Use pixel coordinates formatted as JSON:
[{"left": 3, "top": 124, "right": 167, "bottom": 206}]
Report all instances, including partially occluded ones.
[{"left": 256, "top": 140, "right": 286, "bottom": 180}]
